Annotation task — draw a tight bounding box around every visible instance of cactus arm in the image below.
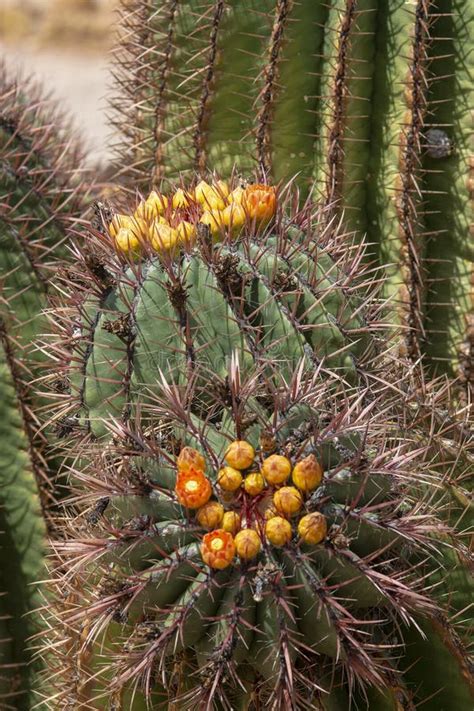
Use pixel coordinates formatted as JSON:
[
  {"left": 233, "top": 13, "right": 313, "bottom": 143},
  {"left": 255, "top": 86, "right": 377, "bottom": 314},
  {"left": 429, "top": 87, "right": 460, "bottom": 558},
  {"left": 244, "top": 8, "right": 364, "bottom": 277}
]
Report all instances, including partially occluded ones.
[
  {"left": 422, "top": 0, "right": 474, "bottom": 380},
  {"left": 0, "top": 67, "right": 88, "bottom": 705},
  {"left": 314, "top": 0, "right": 378, "bottom": 237},
  {"left": 0, "top": 339, "right": 46, "bottom": 709},
  {"left": 365, "top": 1, "right": 428, "bottom": 356},
  {"left": 269, "top": 2, "right": 328, "bottom": 193}
]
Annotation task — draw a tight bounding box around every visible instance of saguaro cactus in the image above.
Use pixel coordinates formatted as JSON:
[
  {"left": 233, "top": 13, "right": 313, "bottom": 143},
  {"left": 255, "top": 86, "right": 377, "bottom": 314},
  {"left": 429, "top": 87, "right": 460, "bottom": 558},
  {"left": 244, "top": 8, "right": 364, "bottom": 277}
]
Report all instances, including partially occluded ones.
[
  {"left": 110, "top": 0, "right": 473, "bottom": 383},
  {"left": 0, "top": 66, "right": 87, "bottom": 708},
  {"left": 43, "top": 179, "right": 472, "bottom": 709}
]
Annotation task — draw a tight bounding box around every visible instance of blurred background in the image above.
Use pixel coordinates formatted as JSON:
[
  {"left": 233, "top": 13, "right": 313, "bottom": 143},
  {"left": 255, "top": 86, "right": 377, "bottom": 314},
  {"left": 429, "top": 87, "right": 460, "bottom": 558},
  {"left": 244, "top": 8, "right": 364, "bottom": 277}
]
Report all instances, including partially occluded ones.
[{"left": 0, "top": 0, "right": 119, "bottom": 166}]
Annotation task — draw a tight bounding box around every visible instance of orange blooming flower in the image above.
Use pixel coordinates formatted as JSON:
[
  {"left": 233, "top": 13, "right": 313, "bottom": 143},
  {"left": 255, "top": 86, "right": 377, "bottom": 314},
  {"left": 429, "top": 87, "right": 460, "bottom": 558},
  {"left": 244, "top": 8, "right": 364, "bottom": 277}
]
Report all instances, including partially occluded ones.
[
  {"left": 175, "top": 469, "right": 212, "bottom": 509},
  {"left": 201, "top": 529, "right": 236, "bottom": 569},
  {"left": 243, "top": 184, "right": 276, "bottom": 224}
]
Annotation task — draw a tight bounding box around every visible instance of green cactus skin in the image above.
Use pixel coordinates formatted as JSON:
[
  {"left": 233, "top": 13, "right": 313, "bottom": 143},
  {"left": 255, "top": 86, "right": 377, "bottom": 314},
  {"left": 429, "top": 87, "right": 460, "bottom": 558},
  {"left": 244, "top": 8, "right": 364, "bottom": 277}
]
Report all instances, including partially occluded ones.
[
  {"left": 0, "top": 67, "right": 88, "bottom": 708},
  {"left": 111, "top": 0, "right": 473, "bottom": 384},
  {"left": 44, "top": 197, "right": 473, "bottom": 710}
]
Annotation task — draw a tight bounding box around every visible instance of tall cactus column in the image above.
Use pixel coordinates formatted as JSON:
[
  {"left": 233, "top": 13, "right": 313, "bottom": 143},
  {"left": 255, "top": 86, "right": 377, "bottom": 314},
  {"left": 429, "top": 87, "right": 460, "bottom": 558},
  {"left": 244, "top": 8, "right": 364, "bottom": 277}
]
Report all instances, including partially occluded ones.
[
  {"left": 0, "top": 67, "right": 88, "bottom": 708},
  {"left": 111, "top": 0, "right": 473, "bottom": 383}
]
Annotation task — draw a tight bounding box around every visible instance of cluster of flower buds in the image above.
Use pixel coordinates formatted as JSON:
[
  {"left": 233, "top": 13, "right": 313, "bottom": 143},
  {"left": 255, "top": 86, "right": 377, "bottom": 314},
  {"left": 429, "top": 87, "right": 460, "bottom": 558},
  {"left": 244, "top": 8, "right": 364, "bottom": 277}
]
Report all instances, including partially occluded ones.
[
  {"left": 108, "top": 180, "right": 277, "bottom": 255},
  {"left": 174, "top": 440, "right": 327, "bottom": 570}
]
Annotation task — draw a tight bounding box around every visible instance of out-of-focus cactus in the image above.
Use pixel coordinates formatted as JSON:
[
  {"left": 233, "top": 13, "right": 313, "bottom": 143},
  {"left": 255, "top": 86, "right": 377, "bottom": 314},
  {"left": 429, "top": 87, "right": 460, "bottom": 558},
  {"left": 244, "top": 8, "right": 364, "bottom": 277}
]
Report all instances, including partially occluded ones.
[
  {"left": 43, "top": 179, "right": 473, "bottom": 709},
  {"left": 0, "top": 66, "right": 88, "bottom": 708},
  {"left": 110, "top": 0, "right": 473, "bottom": 384}
]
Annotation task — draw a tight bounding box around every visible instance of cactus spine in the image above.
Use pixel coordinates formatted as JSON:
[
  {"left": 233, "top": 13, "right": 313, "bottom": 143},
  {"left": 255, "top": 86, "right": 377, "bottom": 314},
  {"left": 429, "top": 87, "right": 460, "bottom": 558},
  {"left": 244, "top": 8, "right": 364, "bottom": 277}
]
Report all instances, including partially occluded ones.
[
  {"left": 44, "top": 180, "right": 473, "bottom": 709},
  {"left": 111, "top": 0, "right": 473, "bottom": 383},
  {"left": 0, "top": 66, "right": 87, "bottom": 707}
]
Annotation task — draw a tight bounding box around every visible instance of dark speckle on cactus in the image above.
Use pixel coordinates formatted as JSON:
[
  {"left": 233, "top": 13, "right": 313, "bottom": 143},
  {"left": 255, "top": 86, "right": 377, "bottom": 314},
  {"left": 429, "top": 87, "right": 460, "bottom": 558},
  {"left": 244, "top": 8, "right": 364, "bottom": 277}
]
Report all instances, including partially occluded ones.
[{"left": 425, "top": 128, "right": 452, "bottom": 159}]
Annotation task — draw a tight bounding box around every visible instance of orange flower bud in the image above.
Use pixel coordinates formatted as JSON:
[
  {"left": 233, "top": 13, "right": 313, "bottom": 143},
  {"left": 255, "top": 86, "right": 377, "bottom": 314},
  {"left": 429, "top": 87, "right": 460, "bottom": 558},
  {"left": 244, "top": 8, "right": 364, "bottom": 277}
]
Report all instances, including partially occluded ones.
[
  {"left": 261, "top": 454, "right": 291, "bottom": 485},
  {"left": 273, "top": 486, "right": 303, "bottom": 516},
  {"left": 221, "top": 203, "right": 246, "bottom": 235},
  {"left": 292, "top": 454, "right": 323, "bottom": 493},
  {"left": 225, "top": 440, "right": 255, "bottom": 470},
  {"left": 222, "top": 510, "right": 241, "bottom": 535},
  {"left": 217, "top": 466, "right": 243, "bottom": 492},
  {"left": 298, "top": 512, "right": 327, "bottom": 545},
  {"left": 234, "top": 529, "right": 261, "bottom": 560},
  {"left": 175, "top": 469, "right": 212, "bottom": 509},
  {"left": 265, "top": 516, "right": 292, "bottom": 546},
  {"left": 177, "top": 447, "right": 206, "bottom": 474},
  {"left": 201, "top": 529, "right": 235, "bottom": 569},
  {"left": 243, "top": 472, "right": 265, "bottom": 496},
  {"left": 196, "top": 501, "right": 224, "bottom": 530},
  {"left": 243, "top": 184, "right": 276, "bottom": 224}
]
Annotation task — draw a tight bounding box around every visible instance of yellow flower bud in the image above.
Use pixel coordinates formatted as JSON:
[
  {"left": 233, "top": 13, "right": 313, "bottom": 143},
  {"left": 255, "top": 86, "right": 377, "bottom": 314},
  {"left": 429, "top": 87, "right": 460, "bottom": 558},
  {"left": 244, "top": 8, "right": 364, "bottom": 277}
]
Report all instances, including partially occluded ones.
[
  {"left": 196, "top": 501, "right": 224, "bottom": 530},
  {"left": 176, "top": 220, "right": 196, "bottom": 244},
  {"left": 217, "top": 466, "right": 243, "bottom": 492},
  {"left": 292, "top": 454, "right": 323, "bottom": 493},
  {"left": 135, "top": 191, "right": 168, "bottom": 221},
  {"left": 172, "top": 188, "right": 192, "bottom": 209},
  {"left": 298, "top": 512, "right": 327, "bottom": 545},
  {"left": 273, "top": 486, "right": 303, "bottom": 516},
  {"left": 261, "top": 454, "right": 292, "bottom": 486},
  {"left": 114, "top": 227, "right": 140, "bottom": 253},
  {"left": 225, "top": 440, "right": 255, "bottom": 470},
  {"left": 234, "top": 529, "right": 261, "bottom": 560},
  {"left": 243, "top": 472, "right": 265, "bottom": 496},
  {"left": 221, "top": 203, "right": 246, "bottom": 235},
  {"left": 194, "top": 180, "right": 212, "bottom": 203},
  {"left": 109, "top": 214, "right": 146, "bottom": 239},
  {"left": 150, "top": 222, "right": 180, "bottom": 252},
  {"left": 228, "top": 186, "right": 245, "bottom": 205},
  {"left": 195, "top": 180, "right": 227, "bottom": 210},
  {"left": 222, "top": 510, "right": 241, "bottom": 535},
  {"left": 177, "top": 446, "right": 206, "bottom": 473},
  {"left": 263, "top": 503, "right": 279, "bottom": 520},
  {"left": 265, "top": 516, "right": 292, "bottom": 546},
  {"left": 214, "top": 180, "right": 229, "bottom": 198},
  {"left": 199, "top": 210, "right": 224, "bottom": 238}
]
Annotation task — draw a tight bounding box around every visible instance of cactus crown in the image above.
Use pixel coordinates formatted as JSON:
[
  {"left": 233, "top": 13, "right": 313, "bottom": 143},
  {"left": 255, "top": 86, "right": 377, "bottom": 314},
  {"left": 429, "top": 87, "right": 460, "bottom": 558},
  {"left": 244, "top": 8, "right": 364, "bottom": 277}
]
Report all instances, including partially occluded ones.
[{"left": 44, "top": 178, "right": 472, "bottom": 709}]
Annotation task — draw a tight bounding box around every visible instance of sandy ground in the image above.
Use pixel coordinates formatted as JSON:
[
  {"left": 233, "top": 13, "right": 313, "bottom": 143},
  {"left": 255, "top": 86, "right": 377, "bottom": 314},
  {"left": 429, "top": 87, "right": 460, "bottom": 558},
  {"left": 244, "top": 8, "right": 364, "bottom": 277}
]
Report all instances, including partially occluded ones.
[{"left": 1, "top": 42, "right": 116, "bottom": 166}]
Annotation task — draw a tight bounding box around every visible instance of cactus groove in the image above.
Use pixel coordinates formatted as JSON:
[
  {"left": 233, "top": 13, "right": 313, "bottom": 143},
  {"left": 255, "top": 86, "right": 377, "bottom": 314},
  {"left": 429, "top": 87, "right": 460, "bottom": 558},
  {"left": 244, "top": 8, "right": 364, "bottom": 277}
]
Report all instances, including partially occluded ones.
[{"left": 111, "top": 0, "right": 473, "bottom": 383}]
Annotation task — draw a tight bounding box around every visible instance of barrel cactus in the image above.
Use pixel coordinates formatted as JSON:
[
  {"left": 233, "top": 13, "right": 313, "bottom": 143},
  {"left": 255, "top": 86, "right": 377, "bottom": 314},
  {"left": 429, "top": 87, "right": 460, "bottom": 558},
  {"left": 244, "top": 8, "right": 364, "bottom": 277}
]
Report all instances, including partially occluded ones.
[
  {"left": 44, "top": 178, "right": 472, "bottom": 709},
  {"left": 0, "top": 66, "right": 88, "bottom": 707},
  {"left": 112, "top": 0, "right": 473, "bottom": 384}
]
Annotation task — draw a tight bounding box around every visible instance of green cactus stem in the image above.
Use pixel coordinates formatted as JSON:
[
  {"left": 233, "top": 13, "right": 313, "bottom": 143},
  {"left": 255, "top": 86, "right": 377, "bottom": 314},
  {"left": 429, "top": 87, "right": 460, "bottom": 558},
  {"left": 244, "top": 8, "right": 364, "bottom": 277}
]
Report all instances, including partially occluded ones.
[
  {"left": 111, "top": 0, "right": 473, "bottom": 384},
  {"left": 43, "top": 180, "right": 473, "bottom": 709},
  {"left": 0, "top": 65, "right": 88, "bottom": 708}
]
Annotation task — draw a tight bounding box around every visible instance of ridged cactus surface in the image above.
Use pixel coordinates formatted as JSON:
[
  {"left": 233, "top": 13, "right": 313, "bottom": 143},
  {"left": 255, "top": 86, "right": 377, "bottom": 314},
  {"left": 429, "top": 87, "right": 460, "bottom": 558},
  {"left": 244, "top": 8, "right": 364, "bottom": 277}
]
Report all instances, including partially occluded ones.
[
  {"left": 0, "top": 66, "right": 87, "bottom": 708},
  {"left": 44, "top": 181, "right": 473, "bottom": 709},
  {"left": 111, "top": 0, "right": 473, "bottom": 383}
]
